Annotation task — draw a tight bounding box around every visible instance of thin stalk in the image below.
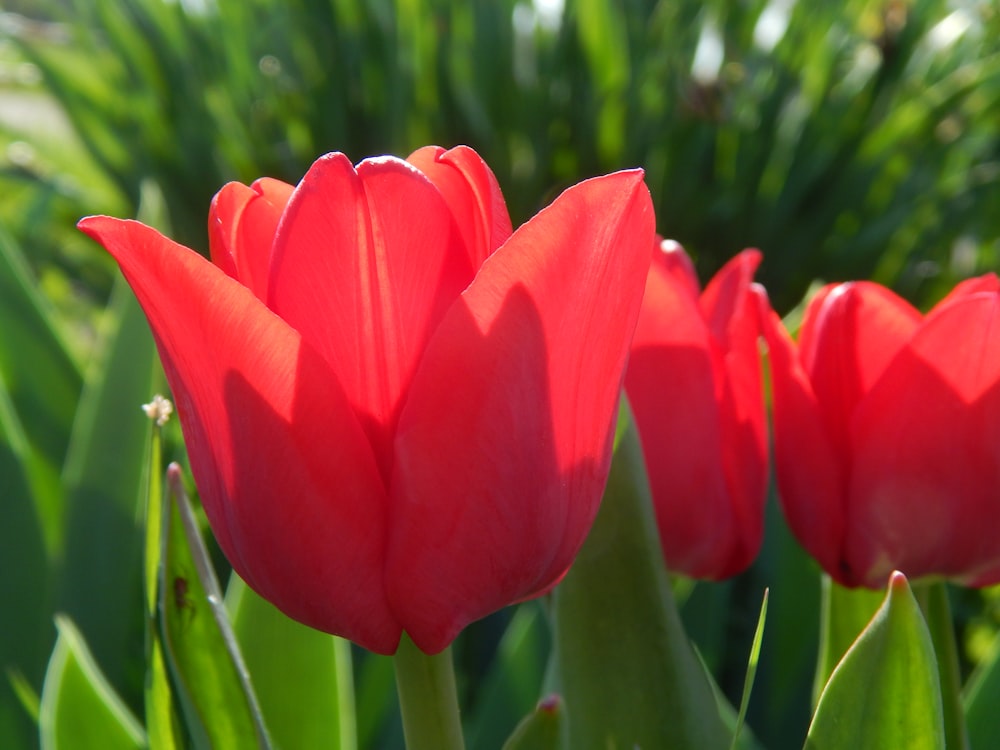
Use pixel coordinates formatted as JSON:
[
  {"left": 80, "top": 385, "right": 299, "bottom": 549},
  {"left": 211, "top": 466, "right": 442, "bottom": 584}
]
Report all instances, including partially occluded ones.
[
  {"left": 914, "top": 581, "right": 969, "bottom": 750},
  {"left": 393, "top": 634, "right": 465, "bottom": 750}
]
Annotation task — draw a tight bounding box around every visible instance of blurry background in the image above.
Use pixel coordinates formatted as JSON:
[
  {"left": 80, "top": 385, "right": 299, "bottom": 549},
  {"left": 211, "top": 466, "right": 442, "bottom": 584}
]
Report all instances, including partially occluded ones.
[{"left": 1, "top": 0, "right": 999, "bottom": 748}]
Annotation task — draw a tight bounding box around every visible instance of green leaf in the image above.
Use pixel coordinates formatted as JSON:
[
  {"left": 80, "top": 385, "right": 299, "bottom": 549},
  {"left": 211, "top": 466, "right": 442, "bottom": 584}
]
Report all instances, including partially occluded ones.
[
  {"left": 813, "top": 575, "right": 885, "bottom": 703},
  {"left": 549, "top": 400, "right": 730, "bottom": 749},
  {"left": 0, "top": 223, "right": 82, "bottom": 555},
  {"left": 226, "top": 574, "right": 356, "bottom": 750},
  {"left": 56, "top": 278, "right": 158, "bottom": 702},
  {"left": 159, "top": 465, "right": 272, "bottom": 750},
  {"left": 354, "top": 653, "right": 398, "bottom": 750},
  {"left": 142, "top": 415, "right": 184, "bottom": 750},
  {"left": 914, "top": 583, "right": 969, "bottom": 750},
  {"left": 731, "top": 589, "right": 768, "bottom": 750},
  {"left": 466, "top": 603, "right": 549, "bottom": 750},
  {"left": 805, "top": 571, "right": 944, "bottom": 750},
  {"left": 963, "top": 627, "right": 1000, "bottom": 749},
  {"left": 38, "top": 616, "right": 146, "bottom": 750},
  {"left": 501, "top": 695, "right": 563, "bottom": 750}
]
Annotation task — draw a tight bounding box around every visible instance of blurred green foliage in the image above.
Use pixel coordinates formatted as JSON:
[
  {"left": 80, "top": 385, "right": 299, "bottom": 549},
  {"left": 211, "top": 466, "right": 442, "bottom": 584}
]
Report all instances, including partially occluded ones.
[{"left": 1, "top": 0, "right": 999, "bottom": 748}]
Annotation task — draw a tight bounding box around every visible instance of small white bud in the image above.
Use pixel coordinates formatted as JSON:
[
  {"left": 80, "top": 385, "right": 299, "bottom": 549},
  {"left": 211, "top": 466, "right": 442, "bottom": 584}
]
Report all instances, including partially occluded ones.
[{"left": 141, "top": 394, "right": 174, "bottom": 427}]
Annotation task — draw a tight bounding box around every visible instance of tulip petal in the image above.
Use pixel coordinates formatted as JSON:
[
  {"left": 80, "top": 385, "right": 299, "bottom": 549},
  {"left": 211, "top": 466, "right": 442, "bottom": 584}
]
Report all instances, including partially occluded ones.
[
  {"left": 387, "top": 170, "right": 654, "bottom": 653},
  {"left": 929, "top": 273, "right": 1000, "bottom": 314},
  {"left": 799, "top": 282, "right": 921, "bottom": 460},
  {"left": 78, "top": 216, "right": 400, "bottom": 653},
  {"left": 625, "top": 247, "right": 742, "bottom": 577},
  {"left": 758, "top": 296, "right": 848, "bottom": 580},
  {"left": 406, "top": 145, "right": 513, "bottom": 266},
  {"left": 701, "top": 251, "right": 768, "bottom": 574},
  {"left": 266, "top": 153, "right": 476, "bottom": 479},
  {"left": 849, "top": 291, "right": 1000, "bottom": 586},
  {"left": 209, "top": 178, "right": 294, "bottom": 300},
  {"left": 654, "top": 239, "right": 702, "bottom": 300}
]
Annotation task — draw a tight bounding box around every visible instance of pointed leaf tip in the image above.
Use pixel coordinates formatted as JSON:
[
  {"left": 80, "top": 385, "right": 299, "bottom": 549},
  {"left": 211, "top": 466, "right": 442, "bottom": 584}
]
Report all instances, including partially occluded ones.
[{"left": 807, "top": 571, "right": 944, "bottom": 750}]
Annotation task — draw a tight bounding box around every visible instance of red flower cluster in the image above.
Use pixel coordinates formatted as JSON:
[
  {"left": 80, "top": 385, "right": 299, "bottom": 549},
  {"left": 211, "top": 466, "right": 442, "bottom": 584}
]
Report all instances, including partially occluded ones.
[{"left": 82, "top": 142, "right": 1000, "bottom": 656}]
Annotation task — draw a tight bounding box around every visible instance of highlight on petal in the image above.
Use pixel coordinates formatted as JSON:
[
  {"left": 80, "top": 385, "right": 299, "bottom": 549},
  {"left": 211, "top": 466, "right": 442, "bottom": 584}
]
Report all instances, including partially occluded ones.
[
  {"left": 848, "top": 290, "right": 1000, "bottom": 586},
  {"left": 266, "top": 152, "right": 476, "bottom": 479},
  {"left": 78, "top": 215, "right": 400, "bottom": 653},
  {"left": 798, "top": 282, "right": 921, "bottom": 460},
  {"left": 387, "top": 169, "right": 654, "bottom": 653},
  {"left": 208, "top": 177, "right": 294, "bottom": 301},
  {"left": 652, "top": 238, "right": 701, "bottom": 300},
  {"left": 406, "top": 145, "right": 513, "bottom": 267}
]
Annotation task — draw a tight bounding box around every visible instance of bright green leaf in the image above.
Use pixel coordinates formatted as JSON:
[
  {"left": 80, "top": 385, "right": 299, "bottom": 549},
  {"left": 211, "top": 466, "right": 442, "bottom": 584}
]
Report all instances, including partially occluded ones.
[
  {"left": 731, "top": 589, "right": 768, "bottom": 750},
  {"left": 159, "top": 465, "right": 271, "bottom": 749},
  {"left": 805, "top": 572, "right": 944, "bottom": 750},
  {"left": 226, "top": 574, "right": 356, "bottom": 750},
  {"left": 38, "top": 616, "right": 146, "bottom": 750}
]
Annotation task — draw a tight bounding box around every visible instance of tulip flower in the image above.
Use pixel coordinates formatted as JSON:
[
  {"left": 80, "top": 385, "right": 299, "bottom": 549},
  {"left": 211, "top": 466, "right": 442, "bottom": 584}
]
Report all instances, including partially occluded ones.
[
  {"left": 761, "top": 275, "right": 1000, "bottom": 588},
  {"left": 79, "top": 146, "right": 654, "bottom": 655},
  {"left": 624, "top": 241, "right": 768, "bottom": 579}
]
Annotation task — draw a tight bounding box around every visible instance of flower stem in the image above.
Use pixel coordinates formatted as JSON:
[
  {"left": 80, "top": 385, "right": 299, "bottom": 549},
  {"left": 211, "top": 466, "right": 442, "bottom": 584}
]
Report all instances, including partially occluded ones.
[
  {"left": 393, "top": 633, "right": 465, "bottom": 750},
  {"left": 914, "top": 581, "right": 970, "bottom": 750},
  {"left": 813, "top": 575, "right": 883, "bottom": 705}
]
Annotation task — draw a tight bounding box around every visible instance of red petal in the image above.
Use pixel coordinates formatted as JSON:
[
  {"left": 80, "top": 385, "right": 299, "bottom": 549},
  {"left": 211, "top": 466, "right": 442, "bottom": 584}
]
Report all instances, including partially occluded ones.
[
  {"left": 266, "top": 153, "right": 476, "bottom": 479},
  {"left": 700, "top": 249, "right": 762, "bottom": 345},
  {"left": 626, "top": 244, "right": 742, "bottom": 577},
  {"left": 799, "top": 282, "right": 921, "bottom": 461},
  {"left": 758, "top": 295, "right": 848, "bottom": 581},
  {"left": 386, "top": 170, "right": 654, "bottom": 652},
  {"left": 929, "top": 273, "right": 1000, "bottom": 314},
  {"left": 706, "top": 255, "right": 768, "bottom": 571},
  {"left": 78, "top": 216, "right": 400, "bottom": 653},
  {"left": 208, "top": 178, "right": 293, "bottom": 300},
  {"left": 848, "top": 291, "right": 1000, "bottom": 586},
  {"left": 406, "top": 145, "right": 513, "bottom": 267}
]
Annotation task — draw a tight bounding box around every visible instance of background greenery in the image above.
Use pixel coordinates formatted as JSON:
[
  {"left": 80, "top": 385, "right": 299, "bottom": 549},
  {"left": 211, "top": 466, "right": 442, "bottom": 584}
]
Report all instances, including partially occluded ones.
[{"left": 1, "top": 0, "right": 999, "bottom": 748}]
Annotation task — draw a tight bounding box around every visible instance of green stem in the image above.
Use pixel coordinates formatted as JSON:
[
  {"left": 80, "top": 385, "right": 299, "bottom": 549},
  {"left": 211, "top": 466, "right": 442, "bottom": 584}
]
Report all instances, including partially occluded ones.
[
  {"left": 914, "top": 581, "right": 969, "bottom": 750},
  {"left": 393, "top": 633, "right": 465, "bottom": 750},
  {"left": 813, "top": 575, "right": 884, "bottom": 705}
]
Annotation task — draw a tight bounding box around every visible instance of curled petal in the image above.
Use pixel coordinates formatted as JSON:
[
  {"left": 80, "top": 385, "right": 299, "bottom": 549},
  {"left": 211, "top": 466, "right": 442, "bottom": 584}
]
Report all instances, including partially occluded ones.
[
  {"left": 388, "top": 170, "right": 654, "bottom": 652},
  {"left": 406, "top": 145, "right": 513, "bottom": 266},
  {"left": 78, "top": 216, "right": 399, "bottom": 653},
  {"left": 209, "top": 177, "right": 293, "bottom": 300}
]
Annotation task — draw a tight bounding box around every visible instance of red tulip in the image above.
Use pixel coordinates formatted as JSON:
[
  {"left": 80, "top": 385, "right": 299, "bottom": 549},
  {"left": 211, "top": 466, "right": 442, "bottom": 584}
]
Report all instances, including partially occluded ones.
[
  {"left": 79, "top": 146, "right": 654, "bottom": 654},
  {"left": 761, "top": 275, "right": 1000, "bottom": 588},
  {"left": 624, "top": 242, "right": 769, "bottom": 579}
]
